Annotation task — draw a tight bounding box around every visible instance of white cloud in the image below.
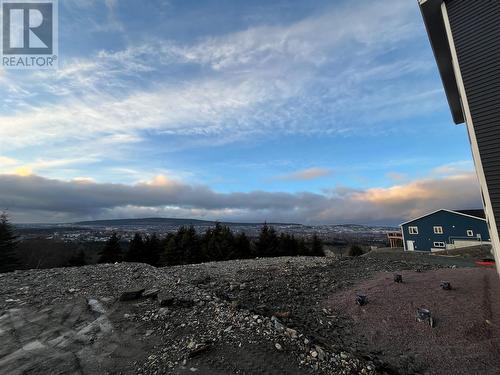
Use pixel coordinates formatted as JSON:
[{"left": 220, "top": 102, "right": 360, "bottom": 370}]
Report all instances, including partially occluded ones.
[
  {"left": 275, "top": 167, "right": 333, "bottom": 181},
  {"left": 386, "top": 172, "right": 408, "bottom": 183},
  {"left": 0, "top": 156, "right": 99, "bottom": 177},
  {"left": 0, "top": 156, "right": 18, "bottom": 167},
  {"left": 0, "top": 0, "right": 437, "bottom": 159},
  {"left": 0, "top": 76, "right": 292, "bottom": 151},
  {"left": 431, "top": 160, "right": 474, "bottom": 176}
]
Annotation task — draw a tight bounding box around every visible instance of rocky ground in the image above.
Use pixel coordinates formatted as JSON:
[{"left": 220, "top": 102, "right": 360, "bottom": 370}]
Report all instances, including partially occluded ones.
[{"left": 0, "top": 252, "right": 498, "bottom": 374}]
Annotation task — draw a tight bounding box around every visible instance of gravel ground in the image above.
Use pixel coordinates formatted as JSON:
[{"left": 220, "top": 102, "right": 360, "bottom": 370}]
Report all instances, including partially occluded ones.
[{"left": 0, "top": 253, "right": 494, "bottom": 374}]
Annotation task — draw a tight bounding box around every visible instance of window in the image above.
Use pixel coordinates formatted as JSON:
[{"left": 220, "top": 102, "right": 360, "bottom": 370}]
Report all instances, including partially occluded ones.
[
  {"left": 467, "top": 230, "right": 474, "bottom": 237},
  {"left": 433, "top": 226, "right": 443, "bottom": 234},
  {"left": 433, "top": 242, "right": 446, "bottom": 248},
  {"left": 409, "top": 226, "right": 418, "bottom": 234}
]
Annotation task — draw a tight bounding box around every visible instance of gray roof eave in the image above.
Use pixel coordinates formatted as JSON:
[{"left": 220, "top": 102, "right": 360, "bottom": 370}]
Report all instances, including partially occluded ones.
[{"left": 418, "top": 0, "right": 464, "bottom": 124}]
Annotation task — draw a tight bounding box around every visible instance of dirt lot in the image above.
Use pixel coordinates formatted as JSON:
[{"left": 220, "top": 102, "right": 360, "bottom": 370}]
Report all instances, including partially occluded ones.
[
  {"left": 0, "top": 253, "right": 498, "bottom": 374},
  {"left": 327, "top": 268, "right": 500, "bottom": 375}
]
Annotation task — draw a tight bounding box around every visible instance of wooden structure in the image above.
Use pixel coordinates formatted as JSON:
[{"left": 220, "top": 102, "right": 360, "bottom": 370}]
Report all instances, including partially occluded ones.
[{"left": 387, "top": 231, "right": 403, "bottom": 248}]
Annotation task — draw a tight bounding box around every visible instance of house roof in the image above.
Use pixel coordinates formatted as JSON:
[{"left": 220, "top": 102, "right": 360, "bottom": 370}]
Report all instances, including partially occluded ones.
[
  {"left": 418, "top": 0, "right": 464, "bottom": 124},
  {"left": 455, "top": 209, "right": 486, "bottom": 219},
  {"left": 400, "top": 209, "right": 487, "bottom": 226}
]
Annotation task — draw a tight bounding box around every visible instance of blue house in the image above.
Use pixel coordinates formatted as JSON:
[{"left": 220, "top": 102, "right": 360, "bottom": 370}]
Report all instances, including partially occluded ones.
[{"left": 400, "top": 209, "right": 490, "bottom": 252}]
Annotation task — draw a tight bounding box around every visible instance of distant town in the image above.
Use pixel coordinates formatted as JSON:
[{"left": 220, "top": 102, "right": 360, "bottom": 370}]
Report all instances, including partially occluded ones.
[{"left": 15, "top": 218, "right": 396, "bottom": 247}]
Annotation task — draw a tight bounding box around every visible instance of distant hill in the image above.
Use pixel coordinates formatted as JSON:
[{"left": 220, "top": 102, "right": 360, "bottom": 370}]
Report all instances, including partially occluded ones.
[{"left": 72, "top": 217, "right": 300, "bottom": 227}]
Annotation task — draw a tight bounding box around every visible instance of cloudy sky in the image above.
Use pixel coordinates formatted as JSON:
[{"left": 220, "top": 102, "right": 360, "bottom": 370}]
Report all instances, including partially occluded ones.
[{"left": 0, "top": 0, "right": 482, "bottom": 224}]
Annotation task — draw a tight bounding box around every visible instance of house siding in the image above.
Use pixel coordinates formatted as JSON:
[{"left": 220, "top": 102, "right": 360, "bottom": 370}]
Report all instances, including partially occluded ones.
[
  {"left": 445, "top": 0, "right": 500, "bottom": 254},
  {"left": 401, "top": 210, "right": 490, "bottom": 252}
]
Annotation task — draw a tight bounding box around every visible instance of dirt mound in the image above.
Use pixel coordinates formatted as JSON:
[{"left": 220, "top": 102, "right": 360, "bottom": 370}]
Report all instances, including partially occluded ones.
[
  {"left": 0, "top": 259, "right": 383, "bottom": 374},
  {"left": 327, "top": 268, "right": 500, "bottom": 375}
]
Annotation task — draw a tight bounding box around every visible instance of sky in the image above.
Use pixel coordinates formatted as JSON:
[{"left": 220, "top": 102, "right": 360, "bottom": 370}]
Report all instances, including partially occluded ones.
[{"left": 0, "top": 0, "right": 484, "bottom": 225}]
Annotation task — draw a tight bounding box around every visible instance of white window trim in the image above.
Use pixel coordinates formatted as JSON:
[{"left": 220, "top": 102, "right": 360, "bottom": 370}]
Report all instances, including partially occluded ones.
[
  {"left": 433, "top": 226, "right": 443, "bottom": 234},
  {"left": 467, "top": 230, "right": 474, "bottom": 237},
  {"left": 433, "top": 242, "right": 446, "bottom": 248},
  {"left": 409, "top": 226, "right": 418, "bottom": 235}
]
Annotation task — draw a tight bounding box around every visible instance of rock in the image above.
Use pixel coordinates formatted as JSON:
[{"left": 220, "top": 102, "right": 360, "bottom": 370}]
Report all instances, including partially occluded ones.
[
  {"left": 315, "top": 345, "right": 326, "bottom": 360},
  {"left": 157, "top": 307, "right": 170, "bottom": 316},
  {"left": 271, "top": 316, "right": 285, "bottom": 331},
  {"left": 416, "top": 308, "right": 435, "bottom": 327},
  {"left": 188, "top": 344, "right": 211, "bottom": 358},
  {"left": 158, "top": 294, "right": 193, "bottom": 308},
  {"left": 176, "top": 298, "right": 195, "bottom": 308},
  {"left": 87, "top": 298, "right": 106, "bottom": 314},
  {"left": 273, "top": 311, "right": 290, "bottom": 319},
  {"left": 285, "top": 328, "right": 298, "bottom": 339},
  {"left": 440, "top": 281, "right": 452, "bottom": 290},
  {"left": 356, "top": 293, "right": 368, "bottom": 306},
  {"left": 119, "top": 289, "right": 145, "bottom": 301},
  {"left": 159, "top": 294, "right": 175, "bottom": 307},
  {"left": 143, "top": 289, "right": 160, "bottom": 299}
]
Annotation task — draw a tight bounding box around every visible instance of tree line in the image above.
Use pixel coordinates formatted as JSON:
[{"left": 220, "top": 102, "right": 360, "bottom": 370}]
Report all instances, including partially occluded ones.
[
  {"left": 98, "top": 223, "right": 324, "bottom": 266},
  {"left": 0, "top": 212, "right": 325, "bottom": 272}
]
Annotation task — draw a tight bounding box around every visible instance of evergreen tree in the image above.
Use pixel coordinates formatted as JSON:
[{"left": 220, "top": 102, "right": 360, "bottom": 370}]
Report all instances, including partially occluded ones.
[
  {"left": 159, "top": 233, "right": 176, "bottom": 266},
  {"left": 288, "top": 234, "right": 300, "bottom": 256},
  {"left": 296, "top": 237, "right": 308, "bottom": 256},
  {"left": 202, "top": 223, "right": 221, "bottom": 261},
  {"left": 310, "top": 234, "right": 324, "bottom": 256},
  {"left": 218, "top": 225, "right": 235, "bottom": 260},
  {"left": 277, "top": 233, "right": 300, "bottom": 257},
  {"left": 277, "top": 233, "right": 287, "bottom": 256},
  {"left": 255, "top": 223, "right": 279, "bottom": 257},
  {"left": 161, "top": 234, "right": 182, "bottom": 266},
  {"left": 144, "top": 233, "right": 162, "bottom": 266},
  {"left": 98, "top": 232, "right": 122, "bottom": 263},
  {"left": 124, "top": 233, "right": 144, "bottom": 262},
  {"left": 0, "top": 212, "right": 20, "bottom": 273},
  {"left": 348, "top": 244, "right": 364, "bottom": 257},
  {"left": 161, "top": 227, "right": 201, "bottom": 266},
  {"left": 175, "top": 226, "right": 198, "bottom": 264},
  {"left": 233, "top": 232, "right": 251, "bottom": 259},
  {"left": 67, "top": 249, "right": 86, "bottom": 267}
]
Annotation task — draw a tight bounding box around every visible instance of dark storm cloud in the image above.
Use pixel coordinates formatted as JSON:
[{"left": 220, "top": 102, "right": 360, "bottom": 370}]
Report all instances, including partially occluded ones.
[{"left": 0, "top": 173, "right": 482, "bottom": 225}]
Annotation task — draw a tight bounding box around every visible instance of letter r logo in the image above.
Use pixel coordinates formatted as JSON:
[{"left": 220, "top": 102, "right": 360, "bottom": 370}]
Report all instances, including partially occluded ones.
[{"left": 2, "top": 1, "right": 53, "bottom": 55}]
